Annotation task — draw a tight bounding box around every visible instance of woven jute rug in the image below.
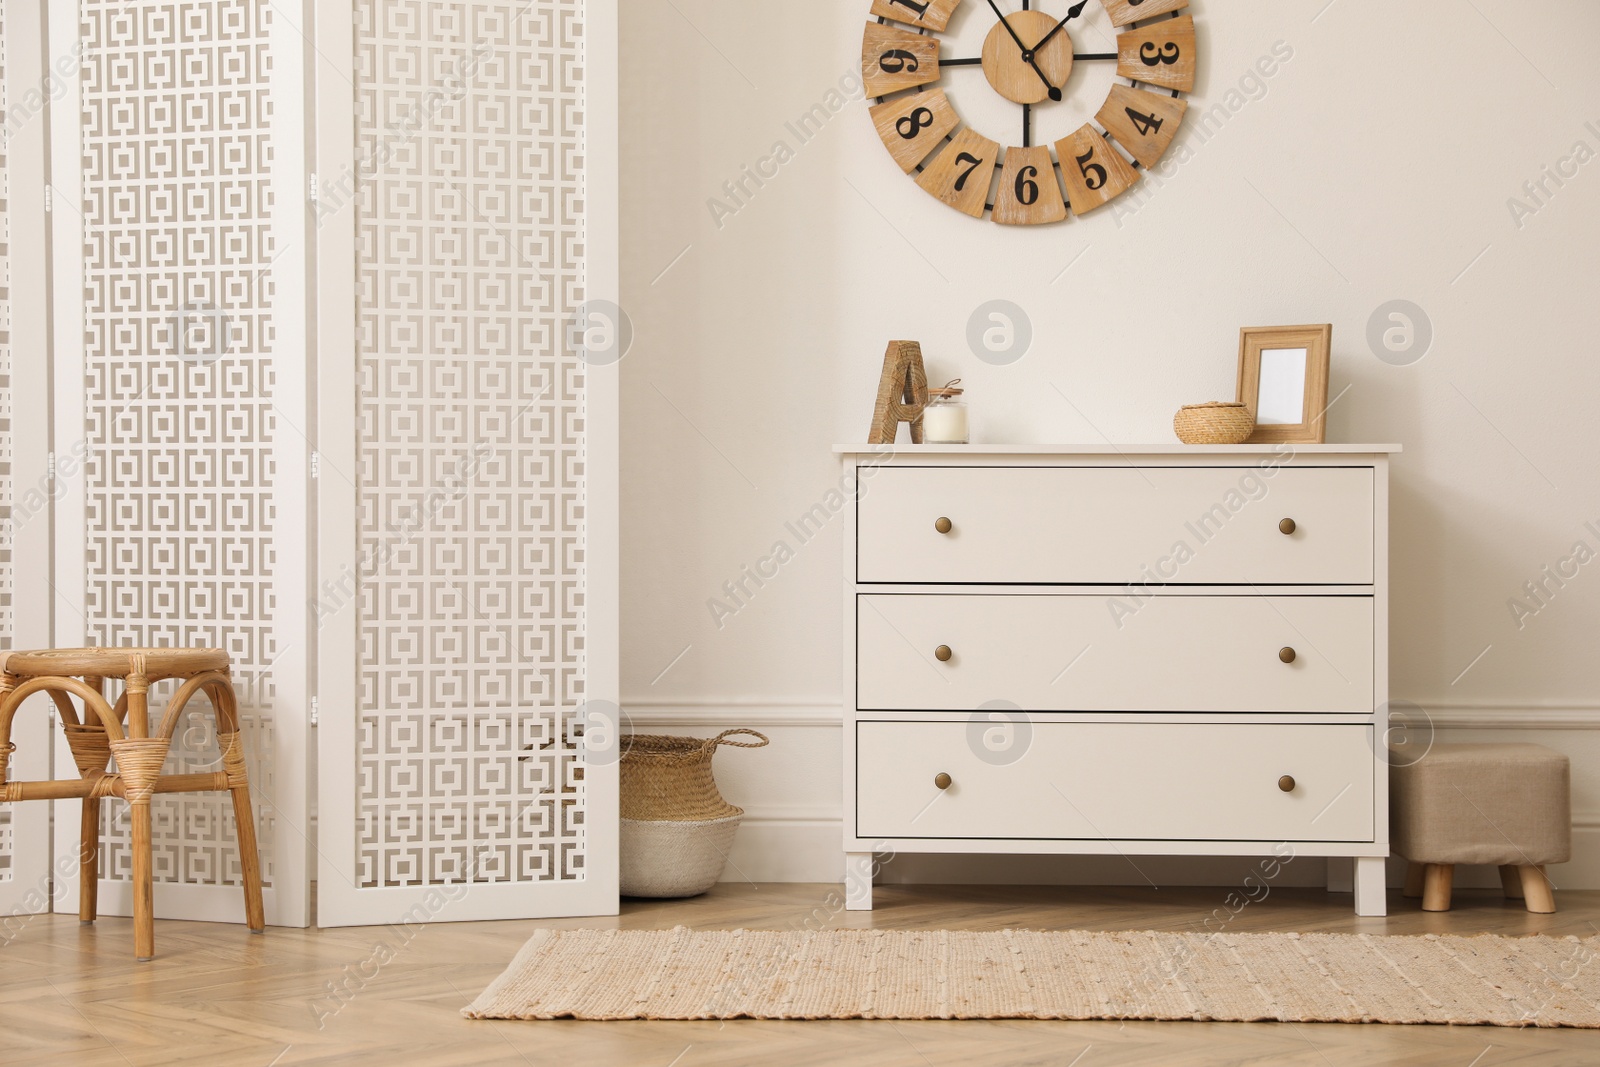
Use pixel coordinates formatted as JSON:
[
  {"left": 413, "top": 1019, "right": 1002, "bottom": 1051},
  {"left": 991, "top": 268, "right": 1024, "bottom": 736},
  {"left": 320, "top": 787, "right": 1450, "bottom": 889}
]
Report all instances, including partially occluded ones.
[{"left": 464, "top": 927, "right": 1600, "bottom": 1026}]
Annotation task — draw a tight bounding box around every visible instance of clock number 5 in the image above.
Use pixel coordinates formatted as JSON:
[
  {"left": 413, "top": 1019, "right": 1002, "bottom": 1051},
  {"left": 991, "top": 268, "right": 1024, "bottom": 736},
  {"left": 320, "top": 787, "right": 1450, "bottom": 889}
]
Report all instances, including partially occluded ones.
[
  {"left": 1013, "top": 165, "right": 1039, "bottom": 206},
  {"left": 1141, "top": 42, "right": 1181, "bottom": 66},
  {"left": 878, "top": 49, "right": 919, "bottom": 74},
  {"left": 1075, "top": 149, "right": 1107, "bottom": 191},
  {"left": 953, "top": 152, "right": 985, "bottom": 192}
]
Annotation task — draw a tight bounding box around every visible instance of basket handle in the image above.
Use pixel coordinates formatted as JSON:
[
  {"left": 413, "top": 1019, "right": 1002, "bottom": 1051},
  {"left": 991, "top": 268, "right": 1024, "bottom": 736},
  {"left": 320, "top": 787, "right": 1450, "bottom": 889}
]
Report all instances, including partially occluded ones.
[{"left": 703, "top": 728, "right": 769, "bottom": 752}]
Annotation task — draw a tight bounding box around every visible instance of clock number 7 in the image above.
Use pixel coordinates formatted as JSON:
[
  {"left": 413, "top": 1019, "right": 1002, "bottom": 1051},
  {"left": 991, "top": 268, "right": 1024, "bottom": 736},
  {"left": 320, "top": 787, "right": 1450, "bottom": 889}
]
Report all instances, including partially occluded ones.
[
  {"left": 1076, "top": 148, "right": 1107, "bottom": 191},
  {"left": 953, "top": 152, "right": 985, "bottom": 192},
  {"left": 887, "top": 0, "right": 930, "bottom": 16}
]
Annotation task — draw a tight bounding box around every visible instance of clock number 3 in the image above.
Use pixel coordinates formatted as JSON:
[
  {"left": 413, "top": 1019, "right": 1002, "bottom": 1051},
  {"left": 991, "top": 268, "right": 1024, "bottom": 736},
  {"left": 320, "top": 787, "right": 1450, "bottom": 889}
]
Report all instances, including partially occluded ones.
[
  {"left": 1140, "top": 42, "right": 1181, "bottom": 66},
  {"left": 896, "top": 107, "right": 934, "bottom": 139},
  {"left": 878, "top": 49, "right": 919, "bottom": 74},
  {"left": 1125, "top": 107, "right": 1163, "bottom": 136},
  {"left": 1013, "top": 165, "right": 1039, "bottom": 206},
  {"left": 1075, "top": 149, "right": 1107, "bottom": 191},
  {"left": 953, "top": 152, "right": 985, "bottom": 192}
]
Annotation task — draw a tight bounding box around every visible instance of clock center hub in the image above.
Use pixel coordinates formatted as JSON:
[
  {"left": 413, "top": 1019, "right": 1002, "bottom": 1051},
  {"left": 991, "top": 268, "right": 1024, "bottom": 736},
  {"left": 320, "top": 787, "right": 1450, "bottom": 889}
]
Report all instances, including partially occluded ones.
[{"left": 981, "top": 10, "right": 1074, "bottom": 107}]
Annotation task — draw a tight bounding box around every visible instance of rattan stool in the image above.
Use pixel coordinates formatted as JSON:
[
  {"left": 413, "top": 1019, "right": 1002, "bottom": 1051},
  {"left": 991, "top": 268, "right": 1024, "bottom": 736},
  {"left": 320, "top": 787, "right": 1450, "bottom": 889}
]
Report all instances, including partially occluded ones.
[{"left": 0, "top": 648, "right": 265, "bottom": 959}]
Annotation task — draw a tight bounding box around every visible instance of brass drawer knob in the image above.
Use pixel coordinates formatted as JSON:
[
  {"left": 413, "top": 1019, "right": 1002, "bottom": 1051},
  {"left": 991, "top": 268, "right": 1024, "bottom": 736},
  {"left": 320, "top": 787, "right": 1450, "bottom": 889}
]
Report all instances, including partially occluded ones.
[
  {"left": 1279, "top": 518, "right": 1297, "bottom": 535},
  {"left": 934, "top": 516, "right": 953, "bottom": 534},
  {"left": 1279, "top": 646, "right": 1297, "bottom": 663},
  {"left": 934, "top": 772, "right": 952, "bottom": 790},
  {"left": 1279, "top": 775, "right": 1296, "bottom": 792},
  {"left": 934, "top": 645, "right": 953, "bottom": 662}
]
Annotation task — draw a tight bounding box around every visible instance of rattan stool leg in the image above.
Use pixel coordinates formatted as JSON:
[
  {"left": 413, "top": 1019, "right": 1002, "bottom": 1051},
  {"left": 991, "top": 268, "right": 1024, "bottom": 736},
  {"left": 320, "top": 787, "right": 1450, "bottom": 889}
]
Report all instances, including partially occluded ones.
[
  {"left": 131, "top": 800, "right": 155, "bottom": 960},
  {"left": 230, "top": 776, "right": 266, "bottom": 932},
  {"left": 1421, "top": 863, "right": 1454, "bottom": 912},
  {"left": 211, "top": 674, "right": 265, "bottom": 932},
  {"left": 79, "top": 796, "right": 100, "bottom": 923}
]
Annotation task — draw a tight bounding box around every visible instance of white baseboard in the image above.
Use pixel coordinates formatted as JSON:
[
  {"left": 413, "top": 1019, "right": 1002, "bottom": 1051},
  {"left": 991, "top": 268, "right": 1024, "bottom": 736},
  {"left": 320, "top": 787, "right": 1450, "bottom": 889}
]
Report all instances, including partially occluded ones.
[{"left": 626, "top": 699, "right": 1600, "bottom": 889}]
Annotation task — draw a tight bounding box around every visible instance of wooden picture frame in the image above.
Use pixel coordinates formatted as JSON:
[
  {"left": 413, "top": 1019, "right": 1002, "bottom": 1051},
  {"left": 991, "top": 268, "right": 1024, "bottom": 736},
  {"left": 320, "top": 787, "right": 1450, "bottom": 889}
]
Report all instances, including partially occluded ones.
[{"left": 1236, "top": 324, "right": 1332, "bottom": 444}]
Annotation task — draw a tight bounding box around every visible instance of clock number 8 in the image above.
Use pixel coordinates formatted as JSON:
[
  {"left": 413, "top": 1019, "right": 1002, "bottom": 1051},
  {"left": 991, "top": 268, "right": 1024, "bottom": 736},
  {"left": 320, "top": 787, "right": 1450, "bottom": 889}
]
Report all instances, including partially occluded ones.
[
  {"left": 878, "top": 49, "right": 919, "bottom": 74},
  {"left": 1140, "top": 42, "right": 1181, "bottom": 66},
  {"left": 896, "top": 107, "right": 934, "bottom": 139},
  {"left": 1013, "top": 165, "right": 1039, "bottom": 206},
  {"left": 1075, "top": 149, "right": 1107, "bottom": 191}
]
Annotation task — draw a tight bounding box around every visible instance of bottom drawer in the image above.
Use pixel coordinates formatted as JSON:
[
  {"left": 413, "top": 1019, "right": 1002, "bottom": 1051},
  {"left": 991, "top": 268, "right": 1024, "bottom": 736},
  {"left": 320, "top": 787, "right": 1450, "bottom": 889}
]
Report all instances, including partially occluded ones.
[{"left": 856, "top": 722, "right": 1374, "bottom": 842}]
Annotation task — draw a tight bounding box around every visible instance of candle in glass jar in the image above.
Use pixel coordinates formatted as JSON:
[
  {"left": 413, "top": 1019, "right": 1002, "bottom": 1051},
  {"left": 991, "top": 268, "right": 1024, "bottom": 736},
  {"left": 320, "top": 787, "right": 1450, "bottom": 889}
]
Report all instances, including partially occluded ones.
[{"left": 922, "top": 381, "right": 969, "bottom": 444}]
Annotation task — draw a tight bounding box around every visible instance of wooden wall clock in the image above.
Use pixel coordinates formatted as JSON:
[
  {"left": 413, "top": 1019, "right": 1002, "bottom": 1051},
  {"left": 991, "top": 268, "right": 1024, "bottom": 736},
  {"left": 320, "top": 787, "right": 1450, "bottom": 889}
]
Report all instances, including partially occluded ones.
[{"left": 862, "top": 0, "right": 1197, "bottom": 224}]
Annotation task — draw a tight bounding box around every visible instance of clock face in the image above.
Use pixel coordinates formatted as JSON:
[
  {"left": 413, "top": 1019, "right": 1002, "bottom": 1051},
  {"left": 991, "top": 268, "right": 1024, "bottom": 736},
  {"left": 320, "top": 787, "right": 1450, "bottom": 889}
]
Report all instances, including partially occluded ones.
[{"left": 862, "top": 0, "right": 1197, "bottom": 225}]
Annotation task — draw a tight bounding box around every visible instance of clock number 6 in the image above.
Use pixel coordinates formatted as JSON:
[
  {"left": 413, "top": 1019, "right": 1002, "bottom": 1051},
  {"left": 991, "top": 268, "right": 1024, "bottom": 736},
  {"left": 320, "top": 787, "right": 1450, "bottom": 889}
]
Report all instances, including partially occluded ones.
[
  {"left": 1140, "top": 42, "right": 1181, "bottom": 66},
  {"left": 1013, "top": 165, "right": 1039, "bottom": 206},
  {"left": 878, "top": 49, "right": 919, "bottom": 74},
  {"left": 896, "top": 107, "right": 934, "bottom": 139},
  {"left": 1075, "top": 149, "right": 1107, "bottom": 191},
  {"left": 953, "top": 152, "right": 985, "bottom": 192}
]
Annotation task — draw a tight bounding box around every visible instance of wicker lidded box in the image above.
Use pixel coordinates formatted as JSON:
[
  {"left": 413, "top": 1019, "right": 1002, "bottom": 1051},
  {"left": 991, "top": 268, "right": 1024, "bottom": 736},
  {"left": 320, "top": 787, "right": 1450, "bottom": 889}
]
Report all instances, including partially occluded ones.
[{"left": 1173, "top": 401, "right": 1255, "bottom": 445}]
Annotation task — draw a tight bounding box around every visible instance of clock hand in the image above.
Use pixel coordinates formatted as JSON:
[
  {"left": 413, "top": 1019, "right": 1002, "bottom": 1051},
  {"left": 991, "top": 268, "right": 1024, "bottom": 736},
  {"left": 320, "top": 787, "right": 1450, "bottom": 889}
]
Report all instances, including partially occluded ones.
[
  {"left": 1033, "top": 0, "right": 1089, "bottom": 54},
  {"left": 983, "top": 0, "right": 1063, "bottom": 101}
]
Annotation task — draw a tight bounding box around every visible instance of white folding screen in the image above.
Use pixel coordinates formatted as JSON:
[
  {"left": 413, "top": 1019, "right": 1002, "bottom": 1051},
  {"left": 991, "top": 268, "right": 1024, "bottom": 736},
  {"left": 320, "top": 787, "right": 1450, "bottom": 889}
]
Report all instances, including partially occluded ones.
[
  {"left": 42, "top": 0, "right": 309, "bottom": 926},
  {"left": 2, "top": 0, "right": 610, "bottom": 927},
  {"left": 1, "top": 0, "right": 60, "bottom": 919},
  {"left": 313, "top": 0, "right": 619, "bottom": 926}
]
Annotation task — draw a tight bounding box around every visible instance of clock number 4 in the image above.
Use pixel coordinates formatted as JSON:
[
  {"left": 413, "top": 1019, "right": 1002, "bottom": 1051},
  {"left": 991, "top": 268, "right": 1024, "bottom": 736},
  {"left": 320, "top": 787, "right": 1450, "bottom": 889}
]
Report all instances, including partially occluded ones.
[
  {"left": 878, "top": 49, "right": 919, "bottom": 74},
  {"left": 1013, "top": 165, "right": 1039, "bottom": 206},
  {"left": 953, "top": 152, "right": 985, "bottom": 192},
  {"left": 1075, "top": 149, "right": 1107, "bottom": 191},
  {"left": 1125, "top": 107, "right": 1163, "bottom": 136}
]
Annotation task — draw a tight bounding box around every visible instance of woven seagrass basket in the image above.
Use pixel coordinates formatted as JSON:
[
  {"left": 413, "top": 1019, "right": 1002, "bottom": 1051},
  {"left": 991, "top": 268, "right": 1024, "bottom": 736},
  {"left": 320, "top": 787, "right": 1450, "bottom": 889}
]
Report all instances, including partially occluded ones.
[
  {"left": 619, "top": 729, "right": 768, "bottom": 898},
  {"left": 1173, "top": 401, "right": 1255, "bottom": 445}
]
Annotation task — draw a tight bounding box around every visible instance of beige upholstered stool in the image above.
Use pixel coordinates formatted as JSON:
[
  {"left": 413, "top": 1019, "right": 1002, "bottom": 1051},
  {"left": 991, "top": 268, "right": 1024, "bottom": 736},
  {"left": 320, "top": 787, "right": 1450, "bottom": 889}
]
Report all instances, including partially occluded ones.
[
  {"left": 0, "top": 648, "right": 265, "bottom": 960},
  {"left": 1391, "top": 742, "right": 1570, "bottom": 913}
]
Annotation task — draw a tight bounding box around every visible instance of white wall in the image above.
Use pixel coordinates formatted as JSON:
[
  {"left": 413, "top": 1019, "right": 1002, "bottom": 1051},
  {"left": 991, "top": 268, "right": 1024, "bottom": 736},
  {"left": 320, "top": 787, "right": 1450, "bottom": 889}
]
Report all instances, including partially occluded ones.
[{"left": 619, "top": 0, "right": 1600, "bottom": 889}]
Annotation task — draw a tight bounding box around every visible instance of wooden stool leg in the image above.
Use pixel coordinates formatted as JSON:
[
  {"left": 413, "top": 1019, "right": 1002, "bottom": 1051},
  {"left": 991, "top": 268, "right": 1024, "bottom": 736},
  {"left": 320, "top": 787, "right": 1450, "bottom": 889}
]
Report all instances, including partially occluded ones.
[
  {"left": 79, "top": 796, "right": 100, "bottom": 922},
  {"left": 1421, "top": 863, "right": 1454, "bottom": 912},
  {"left": 230, "top": 778, "right": 266, "bottom": 933},
  {"left": 1403, "top": 862, "right": 1425, "bottom": 899},
  {"left": 1500, "top": 864, "right": 1524, "bottom": 899},
  {"left": 131, "top": 800, "right": 155, "bottom": 960},
  {"left": 1519, "top": 865, "right": 1556, "bottom": 914}
]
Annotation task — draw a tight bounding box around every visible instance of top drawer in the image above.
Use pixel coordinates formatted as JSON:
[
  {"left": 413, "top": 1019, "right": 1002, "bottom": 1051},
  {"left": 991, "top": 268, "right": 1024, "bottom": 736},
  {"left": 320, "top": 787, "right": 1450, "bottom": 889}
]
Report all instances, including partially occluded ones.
[{"left": 857, "top": 465, "right": 1374, "bottom": 585}]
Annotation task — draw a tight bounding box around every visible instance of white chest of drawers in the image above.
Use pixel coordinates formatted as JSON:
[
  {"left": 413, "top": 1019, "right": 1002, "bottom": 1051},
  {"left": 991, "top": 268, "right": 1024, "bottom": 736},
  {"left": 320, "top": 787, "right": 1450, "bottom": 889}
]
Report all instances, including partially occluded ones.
[{"left": 838, "top": 444, "right": 1397, "bottom": 916}]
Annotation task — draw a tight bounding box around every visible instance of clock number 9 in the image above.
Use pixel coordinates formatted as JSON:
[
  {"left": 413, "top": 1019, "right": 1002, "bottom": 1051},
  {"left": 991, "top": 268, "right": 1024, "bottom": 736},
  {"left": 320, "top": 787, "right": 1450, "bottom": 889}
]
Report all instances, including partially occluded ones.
[
  {"left": 1075, "top": 148, "right": 1107, "bottom": 191},
  {"left": 878, "top": 49, "right": 920, "bottom": 74},
  {"left": 953, "top": 152, "right": 985, "bottom": 192},
  {"left": 1140, "top": 42, "right": 1181, "bottom": 66},
  {"left": 896, "top": 107, "right": 934, "bottom": 139},
  {"left": 1013, "top": 165, "right": 1039, "bottom": 206}
]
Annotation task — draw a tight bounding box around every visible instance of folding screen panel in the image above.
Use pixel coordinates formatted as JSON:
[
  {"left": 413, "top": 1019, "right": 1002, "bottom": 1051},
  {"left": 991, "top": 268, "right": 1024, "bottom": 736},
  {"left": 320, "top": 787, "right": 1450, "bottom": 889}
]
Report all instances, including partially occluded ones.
[
  {"left": 313, "top": 0, "right": 618, "bottom": 925},
  {"left": 45, "top": 0, "right": 309, "bottom": 925},
  {"left": 0, "top": 0, "right": 54, "bottom": 919}
]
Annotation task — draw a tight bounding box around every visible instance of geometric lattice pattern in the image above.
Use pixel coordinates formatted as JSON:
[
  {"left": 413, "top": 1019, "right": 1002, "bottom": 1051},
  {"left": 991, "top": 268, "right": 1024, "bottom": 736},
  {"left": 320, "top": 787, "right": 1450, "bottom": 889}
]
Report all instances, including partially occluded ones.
[
  {"left": 352, "top": 0, "right": 587, "bottom": 887},
  {"left": 80, "top": 0, "right": 276, "bottom": 887},
  {"left": 0, "top": 0, "right": 12, "bottom": 882}
]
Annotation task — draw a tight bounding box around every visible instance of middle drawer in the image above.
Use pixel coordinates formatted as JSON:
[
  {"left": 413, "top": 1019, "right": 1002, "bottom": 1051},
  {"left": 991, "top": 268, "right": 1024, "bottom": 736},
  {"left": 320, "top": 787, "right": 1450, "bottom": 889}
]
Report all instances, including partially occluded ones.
[{"left": 857, "top": 594, "right": 1374, "bottom": 713}]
